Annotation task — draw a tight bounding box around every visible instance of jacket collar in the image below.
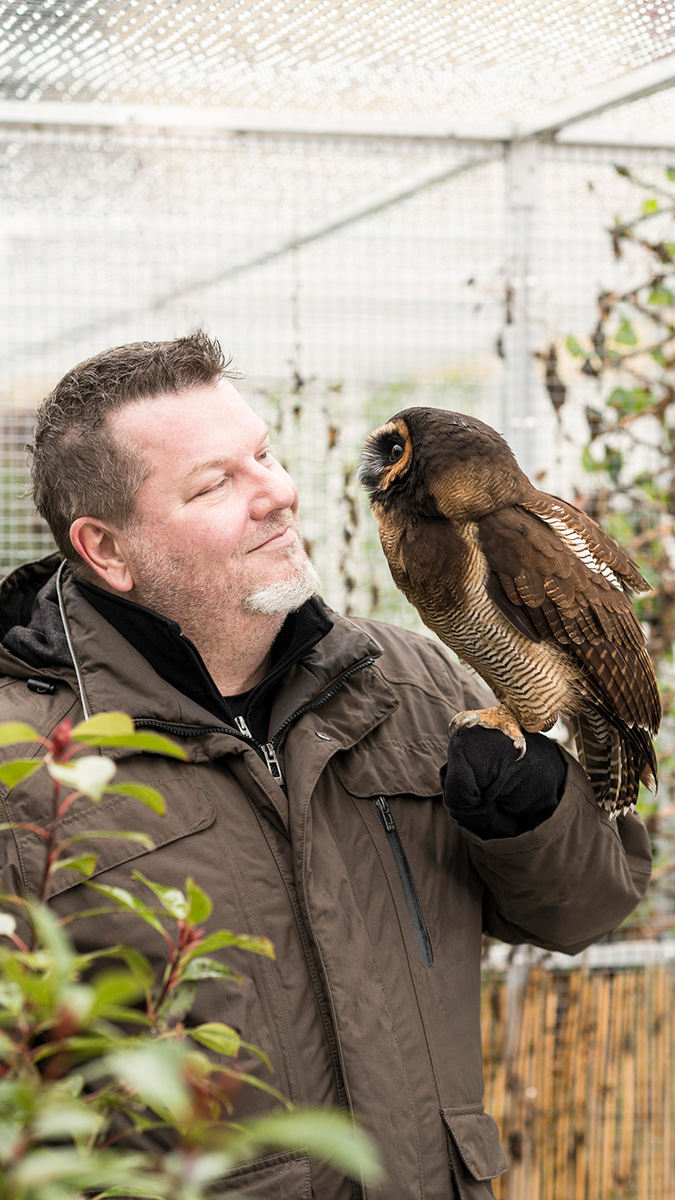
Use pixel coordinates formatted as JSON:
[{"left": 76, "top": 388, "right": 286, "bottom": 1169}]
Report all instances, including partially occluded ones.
[
  {"left": 77, "top": 576, "right": 334, "bottom": 737},
  {"left": 0, "top": 556, "right": 389, "bottom": 749}
]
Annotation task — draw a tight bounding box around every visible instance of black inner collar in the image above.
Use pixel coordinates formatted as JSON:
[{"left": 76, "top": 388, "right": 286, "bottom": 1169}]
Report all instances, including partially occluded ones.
[{"left": 77, "top": 580, "right": 332, "bottom": 743}]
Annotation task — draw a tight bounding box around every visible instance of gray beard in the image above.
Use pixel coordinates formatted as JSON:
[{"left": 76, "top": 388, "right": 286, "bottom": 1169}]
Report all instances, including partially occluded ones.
[
  {"left": 243, "top": 558, "right": 321, "bottom": 615},
  {"left": 125, "top": 533, "right": 321, "bottom": 632}
]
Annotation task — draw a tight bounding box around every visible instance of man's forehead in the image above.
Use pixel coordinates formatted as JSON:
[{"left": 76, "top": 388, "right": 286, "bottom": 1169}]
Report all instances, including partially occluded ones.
[{"left": 111, "top": 380, "right": 264, "bottom": 455}]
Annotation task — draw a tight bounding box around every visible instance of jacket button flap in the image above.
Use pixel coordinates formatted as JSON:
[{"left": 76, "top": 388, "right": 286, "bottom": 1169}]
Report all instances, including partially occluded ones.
[
  {"left": 332, "top": 739, "right": 445, "bottom": 799},
  {"left": 441, "top": 1109, "right": 507, "bottom": 1181}
]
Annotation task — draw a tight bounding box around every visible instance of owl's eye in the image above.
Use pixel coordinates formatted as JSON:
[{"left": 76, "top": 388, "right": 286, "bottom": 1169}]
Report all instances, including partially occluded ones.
[{"left": 389, "top": 442, "right": 405, "bottom": 463}]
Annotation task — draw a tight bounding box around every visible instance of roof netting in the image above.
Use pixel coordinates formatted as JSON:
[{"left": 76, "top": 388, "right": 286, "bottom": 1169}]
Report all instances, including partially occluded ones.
[{"left": 1, "top": 0, "right": 674, "bottom": 122}]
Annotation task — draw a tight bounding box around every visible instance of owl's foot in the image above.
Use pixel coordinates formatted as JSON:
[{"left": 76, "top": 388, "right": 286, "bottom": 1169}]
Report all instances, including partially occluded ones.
[{"left": 449, "top": 706, "right": 527, "bottom": 759}]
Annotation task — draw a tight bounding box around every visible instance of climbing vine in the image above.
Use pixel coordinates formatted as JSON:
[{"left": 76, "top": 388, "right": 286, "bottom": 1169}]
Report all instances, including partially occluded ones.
[{"left": 540, "top": 163, "right": 675, "bottom": 930}]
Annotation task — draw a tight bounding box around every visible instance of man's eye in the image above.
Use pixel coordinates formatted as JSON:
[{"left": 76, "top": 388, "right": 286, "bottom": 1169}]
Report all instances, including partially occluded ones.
[{"left": 198, "top": 477, "right": 227, "bottom": 496}]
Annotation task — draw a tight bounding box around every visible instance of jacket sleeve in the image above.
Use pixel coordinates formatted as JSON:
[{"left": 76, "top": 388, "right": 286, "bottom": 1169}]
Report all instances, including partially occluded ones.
[{"left": 453, "top": 749, "right": 652, "bottom": 954}]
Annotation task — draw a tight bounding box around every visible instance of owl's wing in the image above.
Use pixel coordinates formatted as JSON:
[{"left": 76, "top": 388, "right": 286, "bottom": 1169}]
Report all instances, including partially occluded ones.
[{"left": 477, "top": 500, "right": 661, "bottom": 739}]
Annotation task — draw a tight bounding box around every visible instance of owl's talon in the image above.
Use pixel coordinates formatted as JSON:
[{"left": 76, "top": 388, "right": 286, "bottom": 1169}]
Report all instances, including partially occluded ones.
[{"left": 449, "top": 707, "right": 527, "bottom": 758}]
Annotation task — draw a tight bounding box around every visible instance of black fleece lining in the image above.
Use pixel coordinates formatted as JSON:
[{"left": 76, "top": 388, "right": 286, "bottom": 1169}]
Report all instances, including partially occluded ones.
[
  {"left": 2, "top": 572, "right": 72, "bottom": 669},
  {"left": 77, "top": 580, "right": 332, "bottom": 742}
]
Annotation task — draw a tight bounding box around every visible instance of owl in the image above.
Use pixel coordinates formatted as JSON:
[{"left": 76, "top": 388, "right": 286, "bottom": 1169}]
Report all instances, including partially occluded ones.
[{"left": 358, "top": 407, "right": 661, "bottom": 816}]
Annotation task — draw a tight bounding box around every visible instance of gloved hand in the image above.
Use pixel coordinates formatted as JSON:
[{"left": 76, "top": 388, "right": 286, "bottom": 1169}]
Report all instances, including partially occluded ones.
[{"left": 442, "top": 725, "right": 567, "bottom": 839}]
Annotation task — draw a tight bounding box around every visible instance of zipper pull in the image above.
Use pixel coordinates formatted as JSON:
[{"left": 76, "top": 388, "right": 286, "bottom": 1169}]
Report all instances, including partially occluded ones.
[
  {"left": 375, "top": 795, "right": 395, "bottom": 831},
  {"left": 262, "top": 742, "right": 285, "bottom": 787},
  {"left": 234, "top": 715, "right": 252, "bottom": 737}
]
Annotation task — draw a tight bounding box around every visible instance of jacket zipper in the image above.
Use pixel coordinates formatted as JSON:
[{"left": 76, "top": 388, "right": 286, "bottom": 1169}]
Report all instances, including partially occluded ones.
[
  {"left": 234, "top": 715, "right": 285, "bottom": 787},
  {"left": 372, "top": 795, "right": 434, "bottom": 969},
  {"left": 133, "top": 656, "right": 375, "bottom": 789}
]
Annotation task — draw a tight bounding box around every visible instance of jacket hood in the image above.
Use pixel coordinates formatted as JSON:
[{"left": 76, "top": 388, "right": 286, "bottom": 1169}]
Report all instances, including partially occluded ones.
[{"left": 0, "top": 554, "right": 74, "bottom": 679}]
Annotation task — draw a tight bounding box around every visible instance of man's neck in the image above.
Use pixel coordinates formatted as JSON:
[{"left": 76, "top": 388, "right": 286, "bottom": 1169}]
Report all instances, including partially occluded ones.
[{"left": 176, "top": 609, "right": 286, "bottom": 696}]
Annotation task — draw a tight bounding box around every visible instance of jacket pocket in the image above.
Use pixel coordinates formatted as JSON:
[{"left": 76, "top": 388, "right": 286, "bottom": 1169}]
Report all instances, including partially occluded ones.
[
  {"left": 207, "top": 1150, "right": 311, "bottom": 1197},
  {"left": 42, "top": 766, "right": 216, "bottom": 898},
  {"left": 441, "top": 1107, "right": 507, "bottom": 1200}
]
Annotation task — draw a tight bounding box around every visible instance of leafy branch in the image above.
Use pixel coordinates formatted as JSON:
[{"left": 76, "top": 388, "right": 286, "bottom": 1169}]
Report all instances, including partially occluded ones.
[
  {"left": 0, "top": 714, "right": 381, "bottom": 1198},
  {"left": 538, "top": 162, "right": 675, "bottom": 934}
]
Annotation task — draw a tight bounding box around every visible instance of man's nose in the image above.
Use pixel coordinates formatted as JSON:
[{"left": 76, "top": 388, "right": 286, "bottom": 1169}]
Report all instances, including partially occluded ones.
[{"left": 249, "top": 463, "right": 297, "bottom": 520}]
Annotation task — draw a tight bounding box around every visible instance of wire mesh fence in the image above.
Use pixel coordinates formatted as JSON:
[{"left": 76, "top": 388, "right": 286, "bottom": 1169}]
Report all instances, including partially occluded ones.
[{"left": 2, "top": 127, "right": 675, "bottom": 614}]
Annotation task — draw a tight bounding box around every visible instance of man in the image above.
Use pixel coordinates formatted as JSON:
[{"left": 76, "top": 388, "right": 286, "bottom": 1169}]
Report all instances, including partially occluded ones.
[{"left": 0, "top": 333, "right": 651, "bottom": 1199}]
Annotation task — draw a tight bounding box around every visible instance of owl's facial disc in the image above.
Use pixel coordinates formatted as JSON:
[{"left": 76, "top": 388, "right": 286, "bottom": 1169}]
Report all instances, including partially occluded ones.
[{"left": 358, "top": 419, "right": 412, "bottom": 496}]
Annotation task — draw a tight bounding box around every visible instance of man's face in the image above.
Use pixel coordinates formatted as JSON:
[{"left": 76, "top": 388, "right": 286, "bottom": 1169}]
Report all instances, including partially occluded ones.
[{"left": 110, "top": 381, "right": 318, "bottom": 625}]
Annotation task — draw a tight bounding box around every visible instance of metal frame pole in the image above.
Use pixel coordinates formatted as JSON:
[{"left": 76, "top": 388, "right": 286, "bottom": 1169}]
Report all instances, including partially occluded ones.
[{"left": 501, "top": 138, "right": 539, "bottom": 475}]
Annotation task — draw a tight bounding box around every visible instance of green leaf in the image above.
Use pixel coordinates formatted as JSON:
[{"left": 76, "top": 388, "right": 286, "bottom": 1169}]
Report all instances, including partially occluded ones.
[
  {"left": 190, "top": 930, "right": 275, "bottom": 960},
  {"left": 186, "top": 877, "right": 212, "bottom": 925},
  {"left": 71, "top": 712, "right": 135, "bottom": 740},
  {"left": 104, "top": 944, "right": 153, "bottom": 990},
  {"left": 53, "top": 854, "right": 97, "bottom": 877},
  {"left": 0, "top": 980, "right": 23, "bottom": 1014},
  {"left": 61, "top": 830, "right": 155, "bottom": 851},
  {"left": 0, "top": 721, "right": 41, "bottom": 747},
  {"left": 105, "top": 782, "right": 165, "bottom": 814},
  {"left": 0, "top": 758, "right": 43, "bottom": 787},
  {"left": 79, "top": 732, "right": 188, "bottom": 759},
  {"left": 132, "top": 872, "right": 188, "bottom": 919},
  {"left": 565, "top": 335, "right": 584, "bottom": 357},
  {"left": 100, "top": 1042, "right": 192, "bottom": 1122},
  {"left": 11, "top": 1145, "right": 160, "bottom": 1190},
  {"left": 90, "top": 969, "right": 145, "bottom": 1014},
  {"left": 642, "top": 196, "right": 660, "bottom": 215},
  {"left": 33, "top": 1093, "right": 105, "bottom": 1142},
  {"left": 48, "top": 756, "right": 116, "bottom": 802},
  {"left": 0, "top": 914, "right": 16, "bottom": 938},
  {"left": 648, "top": 285, "right": 673, "bottom": 305},
  {"left": 614, "top": 317, "right": 638, "bottom": 346},
  {"left": 666, "top": 167, "right": 675, "bottom": 181},
  {"left": 86, "top": 884, "right": 166, "bottom": 935},
  {"left": 189, "top": 1022, "right": 241, "bottom": 1057},
  {"left": 607, "top": 386, "right": 651, "bottom": 414},
  {"left": 652, "top": 346, "right": 667, "bottom": 366},
  {"left": 180, "top": 956, "right": 240, "bottom": 983},
  {"left": 159, "top": 980, "right": 196, "bottom": 1023},
  {"left": 241, "top": 1109, "right": 384, "bottom": 1183},
  {"left": 29, "top": 905, "right": 76, "bottom": 980}
]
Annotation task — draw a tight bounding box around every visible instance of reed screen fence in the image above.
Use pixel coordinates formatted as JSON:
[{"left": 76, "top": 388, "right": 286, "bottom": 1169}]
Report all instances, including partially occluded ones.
[{"left": 482, "top": 962, "right": 675, "bottom": 1200}]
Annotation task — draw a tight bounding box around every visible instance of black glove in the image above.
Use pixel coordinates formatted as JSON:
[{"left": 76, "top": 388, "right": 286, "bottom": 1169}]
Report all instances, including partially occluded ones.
[{"left": 442, "top": 726, "right": 567, "bottom": 839}]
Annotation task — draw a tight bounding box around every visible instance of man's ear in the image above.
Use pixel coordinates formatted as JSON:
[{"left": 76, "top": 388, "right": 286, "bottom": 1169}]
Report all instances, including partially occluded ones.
[{"left": 69, "top": 517, "right": 135, "bottom": 593}]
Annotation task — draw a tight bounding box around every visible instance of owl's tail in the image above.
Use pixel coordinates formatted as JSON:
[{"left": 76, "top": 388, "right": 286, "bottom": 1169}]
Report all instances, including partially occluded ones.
[{"left": 573, "top": 709, "right": 657, "bottom": 817}]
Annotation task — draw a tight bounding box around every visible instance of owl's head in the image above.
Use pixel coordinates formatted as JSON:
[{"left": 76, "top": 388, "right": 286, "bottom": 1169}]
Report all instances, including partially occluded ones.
[{"left": 358, "top": 407, "right": 527, "bottom": 521}]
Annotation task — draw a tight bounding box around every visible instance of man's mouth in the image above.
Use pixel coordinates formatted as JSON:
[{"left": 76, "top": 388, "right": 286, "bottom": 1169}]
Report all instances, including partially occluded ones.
[{"left": 250, "top": 525, "right": 297, "bottom": 552}]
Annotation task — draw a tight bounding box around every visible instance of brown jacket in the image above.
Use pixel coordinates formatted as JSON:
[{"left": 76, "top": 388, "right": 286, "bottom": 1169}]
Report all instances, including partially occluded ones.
[{"left": 0, "top": 558, "right": 652, "bottom": 1199}]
